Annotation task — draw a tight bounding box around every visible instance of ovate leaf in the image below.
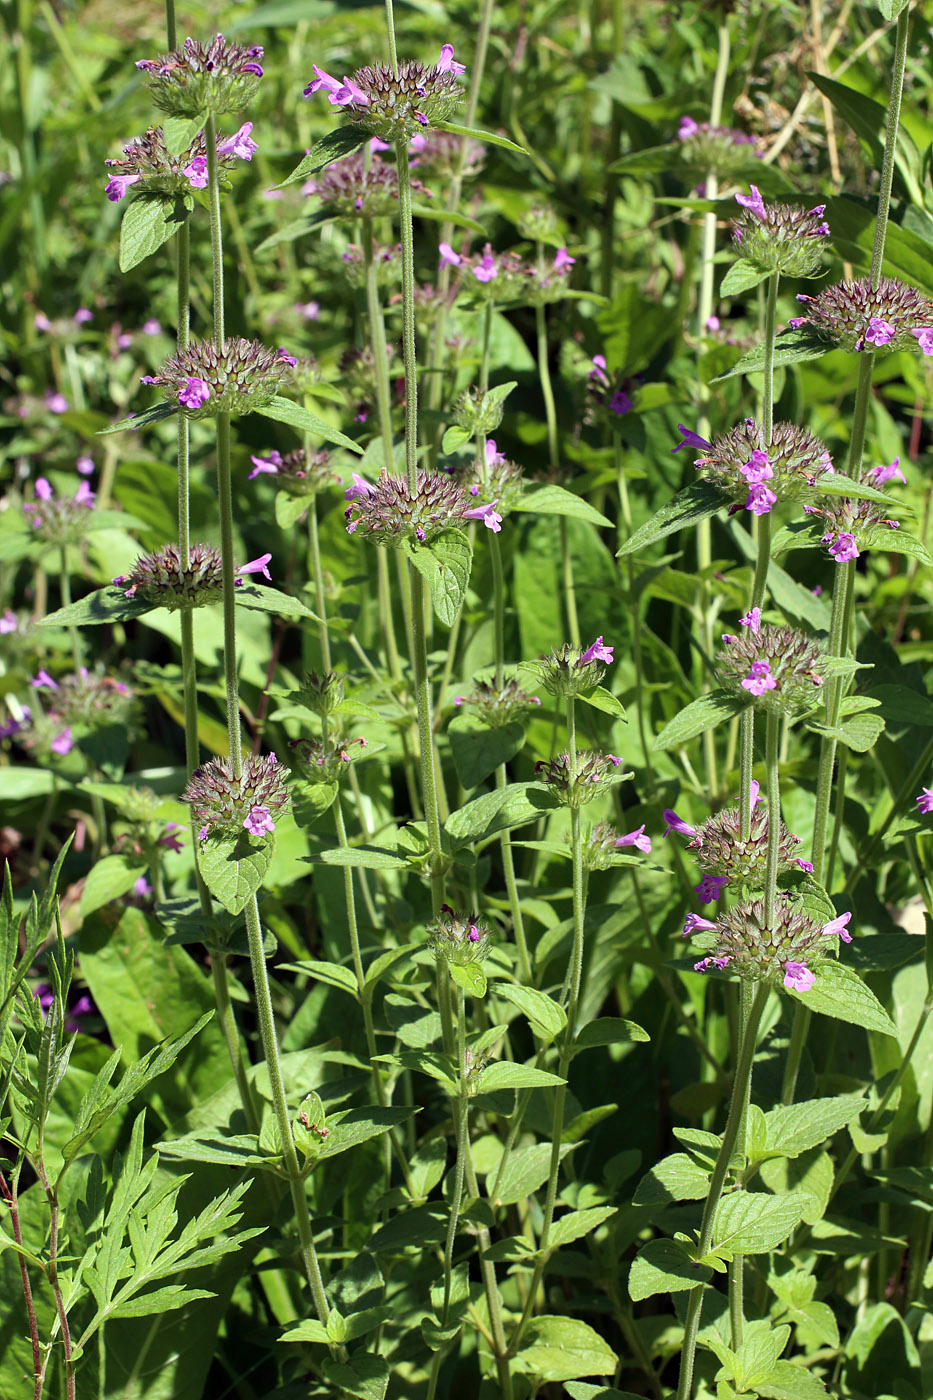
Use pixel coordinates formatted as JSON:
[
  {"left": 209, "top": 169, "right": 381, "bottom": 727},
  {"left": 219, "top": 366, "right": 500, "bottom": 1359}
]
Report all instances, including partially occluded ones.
[
  {"left": 654, "top": 690, "right": 747, "bottom": 750},
  {"left": 787, "top": 960, "right": 897, "bottom": 1036},
  {"left": 278, "top": 127, "right": 369, "bottom": 187},
  {"left": 120, "top": 196, "right": 186, "bottom": 272},
  {"left": 198, "top": 831, "right": 273, "bottom": 915},
  {"left": 617, "top": 482, "right": 726, "bottom": 556},
  {"left": 511, "top": 1315, "right": 618, "bottom": 1382},
  {"left": 628, "top": 1238, "right": 712, "bottom": 1300},
  {"left": 403, "top": 528, "right": 472, "bottom": 627},
  {"left": 255, "top": 396, "right": 363, "bottom": 453}
]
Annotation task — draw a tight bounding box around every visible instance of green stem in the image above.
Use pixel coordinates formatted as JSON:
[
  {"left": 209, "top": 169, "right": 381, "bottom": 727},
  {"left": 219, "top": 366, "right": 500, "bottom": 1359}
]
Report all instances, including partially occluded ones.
[
  {"left": 616, "top": 441, "right": 654, "bottom": 784},
  {"left": 307, "top": 492, "right": 331, "bottom": 671},
  {"left": 216, "top": 414, "right": 242, "bottom": 768},
  {"left": 870, "top": 8, "right": 911, "bottom": 289},
  {"left": 383, "top": 0, "right": 398, "bottom": 74},
  {"left": 395, "top": 145, "right": 418, "bottom": 494},
  {"left": 738, "top": 709, "right": 755, "bottom": 842},
  {"left": 205, "top": 112, "right": 224, "bottom": 351},
  {"left": 58, "top": 548, "right": 81, "bottom": 670},
  {"left": 362, "top": 218, "right": 397, "bottom": 474},
  {"left": 676, "top": 985, "right": 769, "bottom": 1400},
  {"left": 412, "top": 570, "right": 446, "bottom": 913},
  {"left": 764, "top": 710, "right": 780, "bottom": 928},
  {"left": 164, "top": 0, "right": 175, "bottom": 47},
  {"left": 761, "top": 273, "right": 779, "bottom": 445}
]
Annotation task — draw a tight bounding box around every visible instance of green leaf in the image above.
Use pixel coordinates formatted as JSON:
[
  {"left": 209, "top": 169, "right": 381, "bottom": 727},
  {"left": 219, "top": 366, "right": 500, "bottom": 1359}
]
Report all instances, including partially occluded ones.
[
  {"left": 512, "top": 484, "right": 611, "bottom": 528},
  {"left": 573, "top": 1017, "right": 650, "bottom": 1052},
  {"left": 433, "top": 120, "right": 527, "bottom": 155},
  {"left": 788, "top": 960, "right": 897, "bottom": 1035},
  {"left": 653, "top": 689, "right": 747, "bottom": 750},
  {"left": 311, "top": 844, "right": 408, "bottom": 870},
  {"left": 80, "top": 854, "right": 147, "bottom": 916},
  {"left": 291, "top": 779, "right": 338, "bottom": 826},
  {"left": 579, "top": 685, "right": 626, "bottom": 720},
  {"left": 808, "top": 72, "right": 921, "bottom": 205},
  {"left": 757, "top": 1360, "right": 830, "bottom": 1400},
  {"left": 274, "top": 490, "right": 310, "bottom": 528},
  {"left": 548, "top": 1206, "right": 617, "bottom": 1250},
  {"left": 198, "top": 831, "right": 273, "bottom": 915},
  {"left": 280, "top": 957, "right": 358, "bottom": 995},
  {"left": 445, "top": 781, "right": 552, "bottom": 845},
  {"left": 713, "top": 1192, "right": 803, "bottom": 1254},
  {"left": 403, "top": 527, "right": 473, "bottom": 627},
  {"left": 442, "top": 424, "right": 472, "bottom": 453},
  {"left": 511, "top": 1315, "right": 618, "bottom": 1382},
  {"left": 490, "top": 1142, "right": 576, "bottom": 1207},
  {"left": 878, "top": 0, "right": 909, "bottom": 15},
  {"left": 255, "top": 396, "right": 363, "bottom": 453},
  {"left": 364, "top": 945, "right": 415, "bottom": 990},
  {"left": 759, "top": 1095, "right": 865, "bottom": 1161},
  {"left": 119, "top": 196, "right": 185, "bottom": 273},
  {"left": 479, "top": 1061, "right": 565, "bottom": 1092},
  {"left": 628, "top": 1238, "right": 712, "bottom": 1300},
  {"left": 98, "top": 401, "right": 178, "bottom": 435},
  {"left": 448, "top": 962, "right": 487, "bottom": 998},
  {"left": 410, "top": 202, "right": 486, "bottom": 234},
  {"left": 494, "top": 983, "right": 567, "bottom": 1042},
  {"left": 39, "top": 585, "right": 155, "bottom": 628},
  {"left": 235, "top": 582, "right": 320, "bottom": 620},
  {"left": 278, "top": 127, "right": 369, "bottom": 188},
  {"left": 712, "top": 329, "right": 828, "bottom": 381},
  {"left": 162, "top": 116, "right": 204, "bottom": 152},
  {"left": 565, "top": 1387, "right": 644, "bottom": 1400},
  {"left": 859, "top": 524, "right": 933, "bottom": 566},
  {"left": 617, "top": 482, "right": 726, "bottom": 556},
  {"left": 868, "top": 684, "right": 933, "bottom": 727},
  {"left": 721, "top": 259, "right": 769, "bottom": 296},
  {"left": 313, "top": 1106, "right": 416, "bottom": 1161},
  {"left": 805, "top": 712, "right": 885, "bottom": 753},
  {"left": 633, "top": 1152, "right": 710, "bottom": 1207},
  {"left": 448, "top": 714, "right": 525, "bottom": 788}
]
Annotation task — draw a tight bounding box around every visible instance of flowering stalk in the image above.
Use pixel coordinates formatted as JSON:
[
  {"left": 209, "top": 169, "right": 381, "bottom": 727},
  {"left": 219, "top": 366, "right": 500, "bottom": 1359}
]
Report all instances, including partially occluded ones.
[
  {"left": 395, "top": 146, "right": 418, "bottom": 495},
  {"left": 426, "top": 984, "right": 469, "bottom": 1400},
  {"left": 676, "top": 984, "right": 770, "bottom": 1400},
  {"left": 535, "top": 277, "right": 579, "bottom": 647},
  {"left": 615, "top": 438, "right": 653, "bottom": 782},
  {"left": 57, "top": 547, "right": 81, "bottom": 671}
]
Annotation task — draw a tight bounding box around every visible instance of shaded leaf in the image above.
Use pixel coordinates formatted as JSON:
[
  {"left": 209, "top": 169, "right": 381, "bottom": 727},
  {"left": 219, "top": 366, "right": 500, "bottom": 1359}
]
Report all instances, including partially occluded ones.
[
  {"left": 403, "top": 527, "right": 473, "bottom": 627},
  {"left": 255, "top": 396, "right": 363, "bottom": 453}
]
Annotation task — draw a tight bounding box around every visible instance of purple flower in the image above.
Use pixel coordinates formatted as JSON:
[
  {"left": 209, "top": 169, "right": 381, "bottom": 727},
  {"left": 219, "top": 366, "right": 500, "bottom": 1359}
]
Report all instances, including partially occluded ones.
[
  {"left": 553, "top": 247, "right": 576, "bottom": 271},
  {"left": 464, "top": 499, "right": 503, "bottom": 533},
  {"left": 678, "top": 116, "right": 699, "bottom": 138},
  {"left": 910, "top": 327, "right": 933, "bottom": 355},
  {"left": 609, "top": 390, "right": 632, "bottom": 415},
  {"left": 695, "top": 874, "right": 728, "bottom": 904},
  {"left": 472, "top": 247, "right": 498, "bottom": 283},
  {"left": 822, "top": 910, "right": 852, "bottom": 943},
  {"left": 735, "top": 185, "right": 767, "bottom": 220},
  {"left": 825, "top": 531, "right": 859, "bottom": 563},
  {"left": 783, "top": 961, "right": 814, "bottom": 992},
  {"left": 304, "top": 65, "right": 346, "bottom": 100},
  {"left": 105, "top": 173, "right": 141, "bottom": 201},
  {"left": 238, "top": 553, "right": 272, "bottom": 581},
  {"left": 143, "top": 318, "right": 162, "bottom": 335},
  {"left": 918, "top": 788, "right": 933, "bottom": 815},
  {"left": 869, "top": 457, "right": 906, "bottom": 486},
  {"left": 671, "top": 423, "right": 713, "bottom": 453},
  {"left": 865, "top": 317, "right": 896, "bottom": 347},
  {"left": 183, "top": 156, "right": 209, "bottom": 189},
  {"left": 436, "top": 42, "right": 466, "bottom": 75},
  {"left": 74, "top": 481, "right": 95, "bottom": 507},
  {"left": 579, "top": 636, "right": 614, "bottom": 665},
  {"left": 217, "top": 121, "right": 258, "bottom": 160},
  {"left": 683, "top": 912, "right": 718, "bottom": 937},
  {"left": 73, "top": 307, "right": 93, "bottom": 325},
  {"left": 796, "top": 858, "right": 814, "bottom": 873},
  {"left": 739, "top": 606, "right": 761, "bottom": 633},
  {"left": 277, "top": 347, "right": 298, "bottom": 366},
  {"left": 35, "top": 477, "right": 53, "bottom": 501},
  {"left": 0, "top": 610, "right": 17, "bottom": 634},
  {"left": 589, "top": 354, "right": 610, "bottom": 386},
  {"left": 249, "top": 452, "right": 282, "bottom": 479},
  {"left": 76, "top": 455, "right": 95, "bottom": 476},
  {"left": 35, "top": 312, "right": 52, "bottom": 332},
  {"left": 745, "top": 483, "right": 777, "bottom": 516},
  {"left": 50, "top": 727, "right": 74, "bottom": 755},
  {"left": 47, "top": 392, "right": 68, "bottom": 414},
  {"left": 32, "top": 670, "right": 59, "bottom": 690},
  {"left": 295, "top": 300, "right": 320, "bottom": 320},
  {"left": 740, "top": 450, "right": 773, "bottom": 484},
  {"left": 616, "top": 825, "right": 651, "bottom": 853},
  {"left": 742, "top": 660, "right": 777, "bottom": 696},
  {"left": 178, "top": 377, "right": 211, "bottom": 409},
  {"left": 345, "top": 472, "right": 374, "bottom": 501},
  {"left": 243, "top": 804, "right": 275, "bottom": 837},
  {"left": 160, "top": 824, "right": 185, "bottom": 852},
  {"left": 706, "top": 315, "right": 720, "bottom": 331},
  {"left": 663, "top": 808, "right": 696, "bottom": 838},
  {"left": 134, "top": 876, "right": 153, "bottom": 899}
]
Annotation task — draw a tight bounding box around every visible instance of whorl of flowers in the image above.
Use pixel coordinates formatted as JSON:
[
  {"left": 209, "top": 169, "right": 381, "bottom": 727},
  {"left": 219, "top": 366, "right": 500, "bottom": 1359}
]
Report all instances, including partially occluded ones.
[
  {"left": 104, "top": 123, "right": 256, "bottom": 202},
  {"left": 428, "top": 904, "right": 492, "bottom": 965},
  {"left": 339, "top": 242, "right": 400, "bottom": 291},
  {"left": 803, "top": 463, "right": 903, "bottom": 563},
  {"left": 791, "top": 277, "right": 933, "bottom": 356},
  {"left": 289, "top": 734, "right": 367, "bottom": 784},
  {"left": 141, "top": 338, "right": 293, "bottom": 418},
  {"left": 28, "top": 667, "right": 135, "bottom": 757},
  {"left": 409, "top": 129, "right": 484, "bottom": 180},
  {"left": 344, "top": 469, "right": 502, "bottom": 546},
  {"left": 136, "top": 34, "right": 264, "bottom": 117},
  {"left": 585, "top": 820, "right": 652, "bottom": 871},
  {"left": 304, "top": 148, "right": 424, "bottom": 220},
  {"left": 293, "top": 671, "right": 347, "bottom": 718},
  {"left": 717, "top": 619, "right": 826, "bottom": 715},
  {"left": 440, "top": 242, "right": 577, "bottom": 307},
  {"left": 248, "top": 447, "right": 336, "bottom": 496},
  {"left": 534, "top": 749, "right": 627, "bottom": 808},
  {"left": 304, "top": 46, "right": 466, "bottom": 143},
  {"left": 23, "top": 478, "right": 95, "bottom": 546},
  {"left": 675, "top": 116, "right": 764, "bottom": 177},
  {"left": 731, "top": 185, "right": 830, "bottom": 278},
  {"left": 586, "top": 354, "right": 635, "bottom": 421},
  {"left": 537, "top": 636, "right": 614, "bottom": 699},
  {"left": 688, "top": 418, "right": 834, "bottom": 514},
  {"left": 111, "top": 542, "right": 224, "bottom": 610},
  {"left": 182, "top": 753, "right": 290, "bottom": 843},
  {"left": 450, "top": 441, "right": 525, "bottom": 521},
  {"left": 686, "top": 804, "right": 804, "bottom": 887},
  {"left": 686, "top": 896, "right": 853, "bottom": 993},
  {"left": 452, "top": 676, "right": 541, "bottom": 727}
]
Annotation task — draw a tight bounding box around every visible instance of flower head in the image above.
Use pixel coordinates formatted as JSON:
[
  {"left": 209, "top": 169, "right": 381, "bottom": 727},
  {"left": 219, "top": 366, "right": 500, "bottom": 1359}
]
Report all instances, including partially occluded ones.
[
  {"left": 304, "top": 50, "right": 465, "bottom": 143},
  {"left": 451, "top": 675, "right": 541, "bottom": 727},
  {"left": 304, "top": 149, "right": 422, "bottom": 219},
  {"left": 918, "top": 788, "right": 933, "bottom": 815},
  {"left": 684, "top": 895, "right": 851, "bottom": 990},
  {"left": 731, "top": 188, "right": 829, "bottom": 277},
  {"left": 104, "top": 122, "right": 256, "bottom": 202},
  {"left": 182, "top": 752, "right": 289, "bottom": 843},
  {"left": 536, "top": 640, "right": 615, "bottom": 698},
  {"left": 344, "top": 468, "right": 490, "bottom": 547},
  {"left": 535, "top": 750, "right": 629, "bottom": 808},
  {"left": 693, "top": 418, "right": 833, "bottom": 512},
  {"left": 136, "top": 34, "right": 264, "bottom": 116},
  {"left": 794, "top": 276, "right": 933, "bottom": 354},
  {"left": 23, "top": 477, "right": 96, "bottom": 548},
  {"left": 718, "top": 623, "right": 825, "bottom": 715},
  {"left": 428, "top": 906, "right": 492, "bottom": 965},
  {"left": 248, "top": 446, "right": 335, "bottom": 497},
  {"left": 142, "top": 337, "right": 291, "bottom": 418},
  {"left": 115, "top": 542, "right": 224, "bottom": 610}
]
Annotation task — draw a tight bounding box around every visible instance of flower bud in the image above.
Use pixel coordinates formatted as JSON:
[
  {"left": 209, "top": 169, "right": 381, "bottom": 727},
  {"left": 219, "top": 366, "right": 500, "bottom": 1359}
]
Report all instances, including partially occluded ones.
[{"left": 428, "top": 906, "right": 492, "bottom": 965}]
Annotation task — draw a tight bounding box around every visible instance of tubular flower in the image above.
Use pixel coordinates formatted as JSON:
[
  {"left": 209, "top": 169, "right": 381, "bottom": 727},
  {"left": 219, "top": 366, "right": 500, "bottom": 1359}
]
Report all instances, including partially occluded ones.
[
  {"left": 344, "top": 468, "right": 497, "bottom": 547},
  {"left": 792, "top": 276, "right": 933, "bottom": 355},
  {"left": 717, "top": 623, "right": 825, "bottom": 715},
  {"left": 585, "top": 820, "right": 652, "bottom": 871},
  {"left": 731, "top": 186, "right": 830, "bottom": 278},
  {"left": 248, "top": 446, "right": 336, "bottom": 497},
  {"left": 141, "top": 337, "right": 293, "bottom": 418},
  {"left": 684, "top": 895, "right": 852, "bottom": 991},
  {"left": 113, "top": 542, "right": 224, "bottom": 609},
  {"left": 917, "top": 788, "right": 933, "bottom": 815},
  {"left": 803, "top": 464, "right": 903, "bottom": 562},
  {"left": 182, "top": 753, "right": 290, "bottom": 843},
  {"left": 691, "top": 418, "right": 834, "bottom": 512},
  {"left": 136, "top": 34, "right": 264, "bottom": 117},
  {"left": 105, "top": 126, "right": 253, "bottom": 201},
  {"left": 303, "top": 48, "right": 465, "bottom": 143},
  {"left": 535, "top": 639, "right": 617, "bottom": 699}
]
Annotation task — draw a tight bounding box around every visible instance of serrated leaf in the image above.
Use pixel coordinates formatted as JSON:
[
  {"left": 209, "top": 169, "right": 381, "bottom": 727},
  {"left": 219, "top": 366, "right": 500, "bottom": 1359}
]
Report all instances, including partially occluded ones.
[
  {"left": 445, "top": 781, "right": 553, "bottom": 845},
  {"left": 788, "top": 960, "right": 897, "bottom": 1035},
  {"left": 617, "top": 481, "right": 726, "bottom": 556},
  {"left": 629, "top": 1238, "right": 712, "bottom": 1300},
  {"left": 98, "top": 401, "right": 178, "bottom": 435},
  {"left": 236, "top": 582, "right": 320, "bottom": 620},
  {"left": 548, "top": 1206, "right": 617, "bottom": 1249},
  {"left": 579, "top": 685, "right": 626, "bottom": 720},
  {"left": 442, "top": 424, "right": 472, "bottom": 453},
  {"left": 290, "top": 779, "right": 338, "bottom": 825},
  {"left": 433, "top": 120, "right": 527, "bottom": 154},
  {"left": 162, "top": 116, "right": 204, "bottom": 152},
  {"left": 274, "top": 491, "right": 310, "bottom": 528},
  {"left": 198, "top": 831, "right": 273, "bottom": 915},
  {"left": 448, "top": 962, "right": 487, "bottom": 998},
  {"left": 448, "top": 714, "right": 525, "bottom": 788},
  {"left": 654, "top": 689, "right": 747, "bottom": 750},
  {"left": 490, "top": 1142, "right": 576, "bottom": 1207},
  {"left": 494, "top": 983, "right": 567, "bottom": 1042},
  {"left": 721, "top": 259, "right": 769, "bottom": 295},
  {"left": 713, "top": 329, "right": 828, "bottom": 381},
  {"left": 313, "top": 1106, "right": 416, "bottom": 1160},
  {"left": 311, "top": 845, "right": 408, "bottom": 870},
  {"left": 80, "top": 854, "right": 148, "bottom": 915},
  {"left": 713, "top": 1192, "right": 803, "bottom": 1253},
  {"left": 403, "top": 527, "right": 472, "bottom": 627},
  {"left": 511, "top": 1314, "right": 618, "bottom": 1382},
  {"left": 119, "top": 196, "right": 185, "bottom": 272},
  {"left": 633, "top": 1152, "right": 710, "bottom": 1207},
  {"left": 757, "top": 1359, "right": 830, "bottom": 1400},
  {"left": 761, "top": 1095, "right": 865, "bottom": 1161},
  {"left": 512, "top": 484, "right": 611, "bottom": 527},
  {"left": 573, "top": 1017, "right": 650, "bottom": 1051},
  {"left": 364, "top": 945, "right": 415, "bottom": 990},
  {"left": 254, "top": 396, "right": 363, "bottom": 453},
  {"left": 39, "top": 585, "right": 155, "bottom": 628},
  {"left": 278, "top": 127, "right": 369, "bottom": 187},
  {"left": 479, "top": 1061, "right": 565, "bottom": 1092},
  {"left": 860, "top": 524, "right": 933, "bottom": 565}
]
